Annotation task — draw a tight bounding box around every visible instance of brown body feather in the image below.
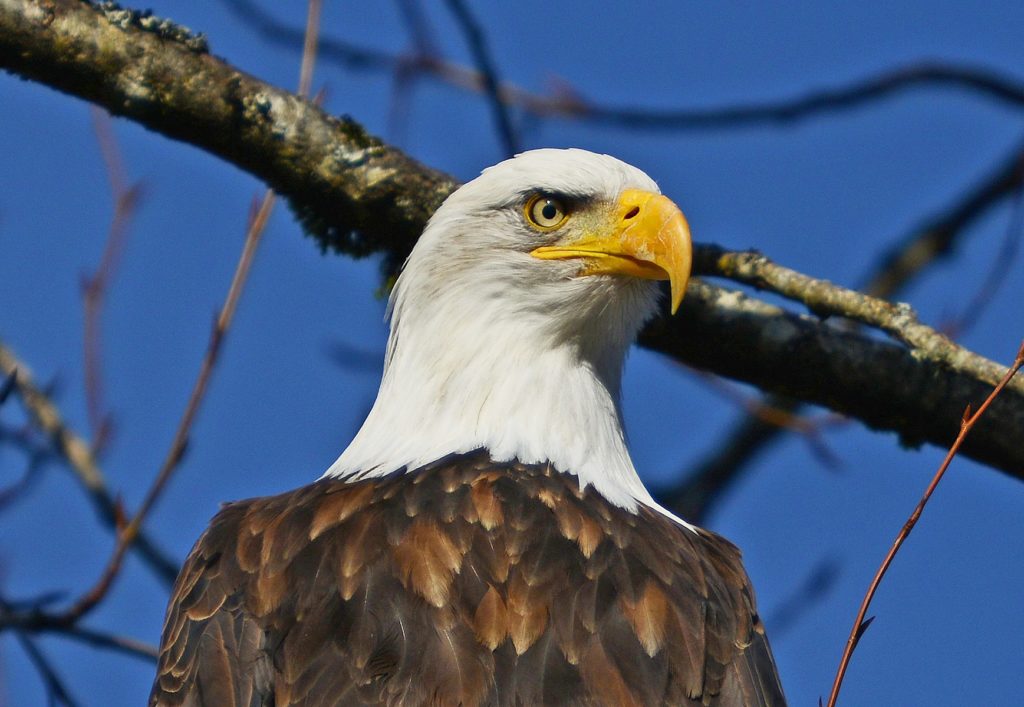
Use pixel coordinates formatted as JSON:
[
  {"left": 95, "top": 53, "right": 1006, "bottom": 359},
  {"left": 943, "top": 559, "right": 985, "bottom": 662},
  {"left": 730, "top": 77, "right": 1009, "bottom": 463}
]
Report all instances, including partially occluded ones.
[{"left": 151, "top": 453, "right": 786, "bottom": 706}]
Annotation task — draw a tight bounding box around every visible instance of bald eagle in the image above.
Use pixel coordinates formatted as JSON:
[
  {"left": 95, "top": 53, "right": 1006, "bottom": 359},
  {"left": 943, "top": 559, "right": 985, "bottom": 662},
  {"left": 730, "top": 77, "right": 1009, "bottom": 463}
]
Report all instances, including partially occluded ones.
[{"left": 150, "top": 149, "right": 786, "bottom": 706}]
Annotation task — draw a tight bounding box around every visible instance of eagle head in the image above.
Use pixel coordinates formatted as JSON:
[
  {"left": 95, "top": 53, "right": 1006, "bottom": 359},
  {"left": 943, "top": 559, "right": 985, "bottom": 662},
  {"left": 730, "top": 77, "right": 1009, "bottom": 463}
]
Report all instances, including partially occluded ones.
[{"left": 330, "top": 148, "right": 693, "bottom": 513}]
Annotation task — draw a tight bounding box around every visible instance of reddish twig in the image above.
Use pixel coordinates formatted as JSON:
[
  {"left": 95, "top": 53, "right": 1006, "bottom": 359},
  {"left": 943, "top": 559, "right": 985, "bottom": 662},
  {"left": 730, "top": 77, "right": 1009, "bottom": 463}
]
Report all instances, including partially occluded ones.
[
  {"left": 825, "top": 340, "right": 1024, "bottom": 707},
  {"left": 81, "top": 109, "right": 144, "bottom": 453},
  {"left": 39, "top": 0, "right": 323, "bottom": 629},
  {"left": 296, "top": 0, "right": 321, "bottom": 99},
  {"left": 55, "top": 191, "right": 276, "bottom": 626}
]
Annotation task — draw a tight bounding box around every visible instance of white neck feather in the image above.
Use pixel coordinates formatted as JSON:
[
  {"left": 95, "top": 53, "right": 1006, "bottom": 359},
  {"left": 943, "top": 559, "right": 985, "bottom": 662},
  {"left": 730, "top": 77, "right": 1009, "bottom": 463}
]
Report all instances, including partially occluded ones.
[
  {"left": 325, "top": 299, "right": 647, "bottom": 510},
  {"left": 325, "top": 266, "right": 666, "bottom": 514}
]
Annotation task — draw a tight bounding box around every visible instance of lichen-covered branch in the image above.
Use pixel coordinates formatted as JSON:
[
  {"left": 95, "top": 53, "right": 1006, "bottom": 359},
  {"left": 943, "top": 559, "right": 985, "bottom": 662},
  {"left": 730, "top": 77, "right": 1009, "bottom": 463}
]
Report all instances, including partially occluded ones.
[
  {"left": 0, "top": 0, "right": 457, "bottom": 275},
  {"left": 2, "top": 0, "right": 1023, "bottom": 480},
  {"left": 643, "top": 282, "right": 1024, "bottom": 476},
  {"left": 693, "top": 245, "right": 1024, "bottom": 395}
]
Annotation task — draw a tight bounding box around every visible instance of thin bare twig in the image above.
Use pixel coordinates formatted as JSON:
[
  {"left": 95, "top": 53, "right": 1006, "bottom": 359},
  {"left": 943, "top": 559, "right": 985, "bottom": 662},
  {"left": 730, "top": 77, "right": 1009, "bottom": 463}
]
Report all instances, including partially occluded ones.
[
  {"left": 41, "top": 0, "right": 323, "bottom": 628},
  {"left": 656, "top": 377, "right": 842, "bottom": 524},
  {"left": 56, "top": 187, "right": 276, "bottom": 627},
  {"left": 0, "top": 341, "right": 179, "bottom": 584},
  {"left": 58, "top": 624, "right": 158, "bottom": 662},
  {"left": 0, "top": 436, "right": 51, "bottom": 513},
  {"left": 0, "top": 593, "right": 158, "bottom": 664},
  {"left": 579, "top": 63, "right": 1024, "bottom": 130},
  {"left": 82, "top": 109, "right": 144, "bottom": 453},
  {"left": 863, "top": 140, "right": 1024, "bottom": 298},
  {"left": 443, "top": 0, "right": 520, "bottom": 157},
  {"left": 0, "top": 593, "right": 81, "bottom": 707},
  {"left": 394, "top": 0, "right": 437, "bottom": 57},
  {"left": 688, "top": 370, "right": 841, "bottom": 464},
  {"left": 825, "top": 341, "right": 1024, "bottom": 707},
  {"left": 0, "top": 606, "right": 159, "bottom": 663},
  {"left": 296, "top": 0, "right": 322, "bottom": 99},
  {"left": 659, "top": 408, "right": 797, "bottom": 522}
]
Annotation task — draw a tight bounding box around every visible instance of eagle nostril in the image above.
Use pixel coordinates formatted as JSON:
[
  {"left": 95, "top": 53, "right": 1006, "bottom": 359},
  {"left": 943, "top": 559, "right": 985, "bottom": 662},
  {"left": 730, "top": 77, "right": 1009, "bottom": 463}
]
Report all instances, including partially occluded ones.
[{"left": 623, "top": 206, "right": 640, "bottom": 220}]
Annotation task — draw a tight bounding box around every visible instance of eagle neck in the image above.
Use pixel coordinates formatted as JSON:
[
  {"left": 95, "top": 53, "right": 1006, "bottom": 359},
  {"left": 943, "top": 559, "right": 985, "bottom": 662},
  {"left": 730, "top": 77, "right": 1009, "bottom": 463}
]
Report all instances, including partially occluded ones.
[{"left": 325, "top": 280, "right": 661, "bottom": 512}]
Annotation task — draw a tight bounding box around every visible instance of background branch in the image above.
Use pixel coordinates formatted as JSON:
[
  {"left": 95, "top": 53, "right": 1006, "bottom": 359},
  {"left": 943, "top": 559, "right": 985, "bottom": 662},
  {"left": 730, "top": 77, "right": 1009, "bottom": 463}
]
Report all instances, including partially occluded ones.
[
  {"left": 443, "top": 0, "right": 520, "bottom": 157},
  {"left": 0, "top": 341, "right": 178, "bottom": 584},
  {"left": 221, "top": 1, "right": 1024, "bottom": 130},
  {"left": 0, "top": 0, "right": 456, "bottom": 277}
]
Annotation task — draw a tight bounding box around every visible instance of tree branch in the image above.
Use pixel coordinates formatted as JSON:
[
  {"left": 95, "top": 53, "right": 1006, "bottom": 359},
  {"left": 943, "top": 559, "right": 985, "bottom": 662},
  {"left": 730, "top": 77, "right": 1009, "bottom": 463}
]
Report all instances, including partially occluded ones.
[
  {"left": 664, "top": 138, "right": 1024, "bottom": 520},
  {"left": 863, "top": 139, "right": 1024, "bottom": 298},
  {"left": 3, "top": 0, "right": 1023, "bottom": 483},
  {"left": 641, "top": 282, "right": 1024, "bottom": 476},
  {"left": 443, "top": 0, "right": 520, "bottom": 157}
]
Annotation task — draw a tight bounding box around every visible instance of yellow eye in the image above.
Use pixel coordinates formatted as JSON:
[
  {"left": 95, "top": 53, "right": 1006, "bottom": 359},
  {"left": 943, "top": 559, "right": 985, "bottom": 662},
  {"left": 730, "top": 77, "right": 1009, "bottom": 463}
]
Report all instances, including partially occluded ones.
[{"left": 525, "top": 195, "right": 569, "bottom": 230}]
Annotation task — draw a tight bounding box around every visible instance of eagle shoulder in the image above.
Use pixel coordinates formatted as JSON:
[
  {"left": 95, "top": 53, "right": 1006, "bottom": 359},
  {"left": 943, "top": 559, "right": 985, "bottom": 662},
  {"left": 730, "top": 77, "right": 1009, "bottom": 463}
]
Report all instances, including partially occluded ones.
[{"left": 151, "top": 454, "right": 785, "bottom": 706}]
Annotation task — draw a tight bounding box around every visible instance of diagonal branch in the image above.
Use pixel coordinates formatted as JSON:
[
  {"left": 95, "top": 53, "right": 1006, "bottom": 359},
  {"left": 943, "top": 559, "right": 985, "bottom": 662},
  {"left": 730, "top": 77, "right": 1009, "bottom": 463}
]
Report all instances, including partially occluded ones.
[
  {"left": 14, "top": 632, "right": 81, "bottom": 707},
  {"left": 640, "top": 282, "right": 1024, "bottom": 476},
  {"left": 0, "top": 340, "right": 179, "bottom": 584},
  {"left": 863, "top": 139, "right": 1024, "bottom": 298},
  {"left": 443, "top": 0, "right": 520, "bottom": 157},
  {"left": 3, "top": 0, "right": 1024, "bottom": 483}
]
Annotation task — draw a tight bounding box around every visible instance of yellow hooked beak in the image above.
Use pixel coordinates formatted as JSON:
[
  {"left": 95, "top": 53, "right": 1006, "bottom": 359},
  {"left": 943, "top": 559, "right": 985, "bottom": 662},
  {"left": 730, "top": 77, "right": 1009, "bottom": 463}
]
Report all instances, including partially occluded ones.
[{"left": 529, "top": 189, "right": 693, "bottom": 314}]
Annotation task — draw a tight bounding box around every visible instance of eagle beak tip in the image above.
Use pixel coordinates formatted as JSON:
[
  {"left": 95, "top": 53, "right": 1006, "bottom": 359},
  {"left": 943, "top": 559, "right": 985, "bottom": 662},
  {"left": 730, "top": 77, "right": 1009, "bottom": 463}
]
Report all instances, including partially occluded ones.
[{"left": 670, "top": 286, "right": 684, "bottom": 315}]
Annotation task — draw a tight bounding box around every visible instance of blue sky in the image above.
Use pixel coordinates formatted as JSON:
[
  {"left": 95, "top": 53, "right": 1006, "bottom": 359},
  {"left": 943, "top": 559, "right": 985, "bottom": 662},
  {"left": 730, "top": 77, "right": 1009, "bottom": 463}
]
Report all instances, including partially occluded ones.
[{"left": 2, "top": 1, "right": 1023, "bottom": 704}]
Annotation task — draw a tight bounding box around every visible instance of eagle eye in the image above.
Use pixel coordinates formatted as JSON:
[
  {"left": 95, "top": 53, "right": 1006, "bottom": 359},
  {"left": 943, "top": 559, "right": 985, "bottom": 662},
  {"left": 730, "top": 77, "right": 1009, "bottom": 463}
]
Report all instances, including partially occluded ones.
[{"left": 524, "top": 194, "right": 569, "bottom": 231}]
